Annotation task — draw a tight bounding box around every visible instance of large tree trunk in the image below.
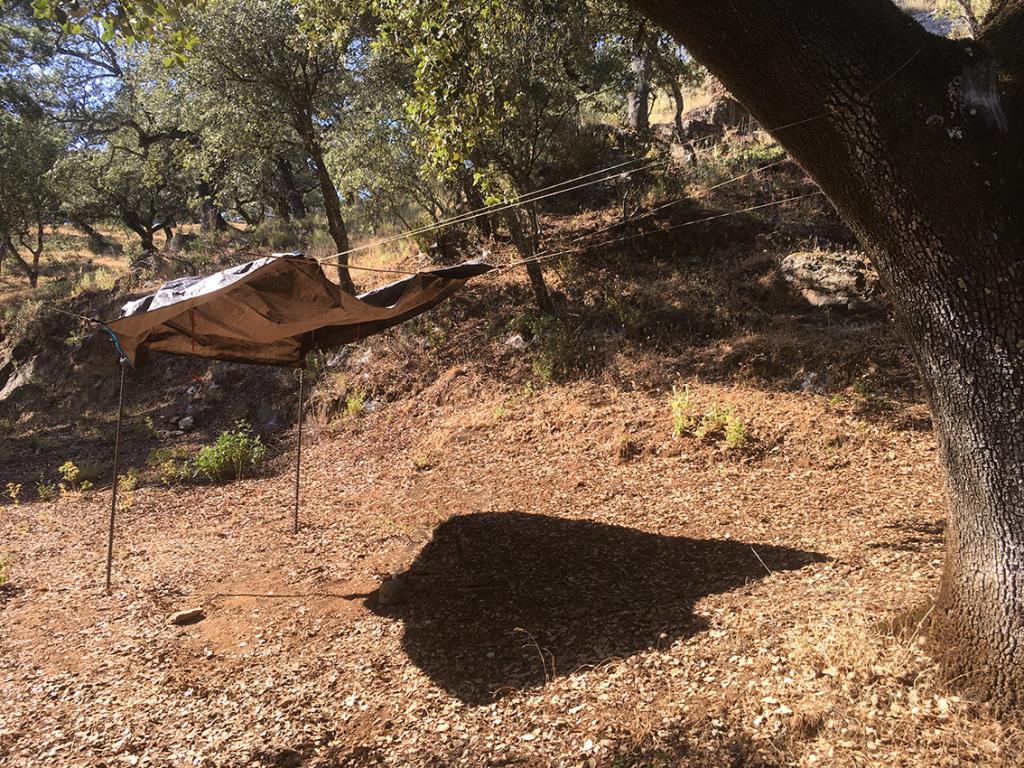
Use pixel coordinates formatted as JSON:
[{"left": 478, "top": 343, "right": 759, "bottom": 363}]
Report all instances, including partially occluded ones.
[
  {"left": 627, "top": 0, "right": 1024, "bottom": 705},
  {"left": 627, "top": 21, "right": 653, "bottom": 132},
  {"left": 305, "top": 139, "right": 355, "bottom": 294},
  {"left": 276, "top": 156, "right": 308, "bottom": 220},
  {"left": 197, "top": 181, "right": 229, "bottom": 233}
]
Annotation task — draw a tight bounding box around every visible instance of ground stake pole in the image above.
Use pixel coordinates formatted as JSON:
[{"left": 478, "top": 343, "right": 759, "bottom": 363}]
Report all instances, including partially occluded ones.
[
  {"left": 105, "top": 361, "right": 127, "bottom": 593},
  {"left": 293, "top": 367, "right": 303, "bottom": 534}
]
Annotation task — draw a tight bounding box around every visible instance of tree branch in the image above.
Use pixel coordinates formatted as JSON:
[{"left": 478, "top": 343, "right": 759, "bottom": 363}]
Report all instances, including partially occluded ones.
[{"left": 980, "top": 0, "right": 1024, "bottom": 130}]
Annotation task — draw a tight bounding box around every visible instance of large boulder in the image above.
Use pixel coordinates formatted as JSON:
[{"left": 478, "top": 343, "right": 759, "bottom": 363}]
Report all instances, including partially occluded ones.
[
  {"left": 0, "top": 355, "right": 41, "bottom": 411},
  {"left": 777, "top": 251, "right": 882, "bottom": 311}
]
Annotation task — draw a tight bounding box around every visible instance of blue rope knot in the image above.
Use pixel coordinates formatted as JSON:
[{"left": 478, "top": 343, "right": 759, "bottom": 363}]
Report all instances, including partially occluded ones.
[{"left": 99, "top": 324, "right": 133, "bottom": 368}]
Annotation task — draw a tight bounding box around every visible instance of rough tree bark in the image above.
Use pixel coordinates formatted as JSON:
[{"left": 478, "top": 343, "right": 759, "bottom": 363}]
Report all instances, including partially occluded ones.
[
  {"left": 626, "top": 0, "right": 1024, "bottom": 706},
  {"left": 71, "top": 218, "right": 113, "bottom": 252},
  {"left": 276, "top": 156, "right": 308, "bottom": 220},
  {"left": 197, "top": 181, "right": 229, "bottom": 233},
  {"left": 303, "top": 135, "right": 355, "bottom": 294},
  {"left": 3, "top": 224, "right": 43, "bottom": 288},
  {"left": 627, "top": 20, "right": 653, "bottom": 132},
  {"left": 504, "top": 206, "right": 554, "bottom": 314}
]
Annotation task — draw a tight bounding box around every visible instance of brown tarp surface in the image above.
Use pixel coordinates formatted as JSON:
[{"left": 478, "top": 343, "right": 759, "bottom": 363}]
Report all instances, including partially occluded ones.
[{"left": 106, "top": 255, "right": 493, "bottom": 367}]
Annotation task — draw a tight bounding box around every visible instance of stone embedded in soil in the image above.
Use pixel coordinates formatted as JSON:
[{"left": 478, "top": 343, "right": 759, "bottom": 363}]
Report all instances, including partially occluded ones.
[
  {"left": 378, "top": 578, "right": 409, "bottom": 606},
  {"left": 178, "top": 416, "right": 195, "bottom": 431},
  {"left": 778, "top": 251, "right": 880, "bottom": 311},
  {"left": 169, "top": 608, "right": 206, "bottom": 625}
]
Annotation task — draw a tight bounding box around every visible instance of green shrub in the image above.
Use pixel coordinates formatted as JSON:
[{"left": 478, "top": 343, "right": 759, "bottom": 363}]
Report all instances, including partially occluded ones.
[
  {"left": 4, "top": 483, "right": 21, "bottom": 505},
  {"left": 694, "top": 405, "right": 749, "bottom": 449},
  {"left": 58, "top": 461, "right": 80, "bottom": 486},
  {"left": 724, "top": 413, "right": 749, "bottom": 449},
  {"left": 515, "top": 312, "right": 577, "bottom": 382},
  {"left": 37, "top": 481, "right": 58, "bottom": 501},
  {"left": 194, "top": 421, "right": 267, "bottom": 483},
  {"left": 249, "top": 219, "right": 302, "bottom": 251},
  {"left": 694, "top": 405, "right": 732, "bottom": 441},
  {"left": 148, "top": 446, "right": 193, "bottom": 485},
  {"left": 116, "top": 472, "right": 138, "bottom": 511},
  {"left": 344, "top": 388, "right": 366, "bottom": 418},
  {"left": 670, "top": 385, "right": 697, "bottom": 437},
  {"left": 56, "top": 460, "right": 102, "bottom": 492}
]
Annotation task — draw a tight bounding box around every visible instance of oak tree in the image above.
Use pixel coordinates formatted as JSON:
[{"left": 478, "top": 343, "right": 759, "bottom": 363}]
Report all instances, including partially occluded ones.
[{"left": 628, "top": 0, "right": 1024, "bottom": 706}]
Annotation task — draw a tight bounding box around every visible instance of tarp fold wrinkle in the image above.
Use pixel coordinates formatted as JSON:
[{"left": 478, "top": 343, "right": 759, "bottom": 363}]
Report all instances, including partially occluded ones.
[{"left": 106, "top": 255, "right": 493, "bottom": 367}]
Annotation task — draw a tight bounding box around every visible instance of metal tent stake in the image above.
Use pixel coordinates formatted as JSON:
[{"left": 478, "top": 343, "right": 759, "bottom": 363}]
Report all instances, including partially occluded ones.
[
  {"left": 293, "top": 367, "right": 303, "bottom": 534},
  {"left": 105, "top": 361, "right": 127, "bottom": 593}
]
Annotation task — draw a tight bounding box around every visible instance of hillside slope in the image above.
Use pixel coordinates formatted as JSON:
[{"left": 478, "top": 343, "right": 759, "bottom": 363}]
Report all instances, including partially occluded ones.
[{"left": 2, "top": 160, "right": 1021, "bottom": 766}]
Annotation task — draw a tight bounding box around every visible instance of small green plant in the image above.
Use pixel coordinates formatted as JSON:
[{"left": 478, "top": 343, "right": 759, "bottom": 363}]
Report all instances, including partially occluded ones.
[
  {"left": 0, "top": 553, "right": 11, "bottom": 587},
  {"left": 424, "top": 322, "right": 449, "bottom": 348},
  {"left": 194, "top": 421, "right": 267, "bottom": 483},
  {"left": 532, "top": 356, "right": 555, "bottom": 382},
  {"left": 116, "top": 472, "right": 138, "bottom": 511},
  {"left": 58, "top": 461, "right": 80, "bottom": 486},
  {"left": 692, "top": 405, "right": 750, "bottom": 449},
  {"left": 670, "top": 385, "right": 697, "bottom": 437},
  {"left": 412, "top": 454, "right": 433, "bottom": 471},
  {"left": 724, "top": 413, "right": 749, "bottom": 449},
  {"left": 344, "top": 388, "right": 367, "bottom": 419},
  {"left": 36, "top": 481, "right": 58, "bottom": 501},
  {"left": 516, "top": 312, "right": 577, "bottom": 382},
  {"left": 694, "top": 405, "right": 732, "bottom": 441},
  {"left": 4, "top": 483, "right": 21, "bottom": 505},
  {"left": 56, "top": 460, "right": 97, "bottom": 493},
  {"left": 148, "top": 446, "right": 193, "bottom": 485},
  {"left": 64, "top": 329, "right": 86, "bottom": 348}
]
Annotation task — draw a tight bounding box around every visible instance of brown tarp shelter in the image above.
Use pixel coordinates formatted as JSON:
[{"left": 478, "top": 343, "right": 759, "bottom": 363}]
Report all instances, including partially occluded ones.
[
  {"left": 106, "top": 254, "right": 493, "bottom": 367},
  {"left": 100, "top": 253, "right": 492, "bottom": 590}
]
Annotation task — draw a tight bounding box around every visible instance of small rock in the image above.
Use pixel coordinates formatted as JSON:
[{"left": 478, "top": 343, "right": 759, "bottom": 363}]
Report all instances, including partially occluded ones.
[
  {"left": 378, "top": 578, "right": 409, "bottom": 606},
  {"left": 169, "top": 608, "right": 205, "bottom": 626},
  {"left": 504, "top": 333, "right": 527, "bottom": 351},
  {"left": 178, "top": 416, "right": 195, "bottom": 431}
]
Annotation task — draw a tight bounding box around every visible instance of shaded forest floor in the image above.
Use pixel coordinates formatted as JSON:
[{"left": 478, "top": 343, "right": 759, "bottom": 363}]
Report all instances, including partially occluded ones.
[{"left": 3, "top": 161, "right": 1023, "bottom": 766}]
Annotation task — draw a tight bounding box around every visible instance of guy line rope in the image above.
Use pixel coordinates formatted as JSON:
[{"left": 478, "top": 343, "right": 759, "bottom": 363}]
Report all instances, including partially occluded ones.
[{"left": 302, "top": 42, "right": 925, "bottom": 277}]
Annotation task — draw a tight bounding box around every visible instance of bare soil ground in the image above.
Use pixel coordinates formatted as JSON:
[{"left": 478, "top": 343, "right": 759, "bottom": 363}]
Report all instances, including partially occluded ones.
[
  {"left": 3, "top": 166, "right": 1023, "bottom": 766},
  {"left": 5, "top": 368, "right": 1022, "bottom": 766}
]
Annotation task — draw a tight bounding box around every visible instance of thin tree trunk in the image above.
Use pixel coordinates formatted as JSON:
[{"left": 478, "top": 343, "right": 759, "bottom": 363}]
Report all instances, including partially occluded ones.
[
  {"left": 72, "top": 218, "right": 112, "bottom": 252},
  {"left": 460, "top": 169, "right": 493, "bottom": 237},
  {"left": 626, "top": 0, "right": 1024, "bottom": 705},
  {"left": 305, "top": 139, "right": 355, "bottom": 293},
  {"left": 667, "top": 73, "right": 685, "bottom": 137},
  {"left": 4, "top": 232, "right": 39, "bottom": 288},
  {"left": 504, "top": 206, "right": 553, "bottom": 313}
]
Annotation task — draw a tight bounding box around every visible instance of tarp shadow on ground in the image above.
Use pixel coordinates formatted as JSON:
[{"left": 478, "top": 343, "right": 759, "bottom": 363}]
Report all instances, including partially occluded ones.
[{"left": 367, "top": 511, "right": 826, "bottom": 704}]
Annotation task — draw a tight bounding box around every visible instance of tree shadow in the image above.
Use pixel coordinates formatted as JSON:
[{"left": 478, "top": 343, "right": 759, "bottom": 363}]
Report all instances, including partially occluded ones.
[{"left": 366, "top": 511, "right": 826, "bottom": 704}]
